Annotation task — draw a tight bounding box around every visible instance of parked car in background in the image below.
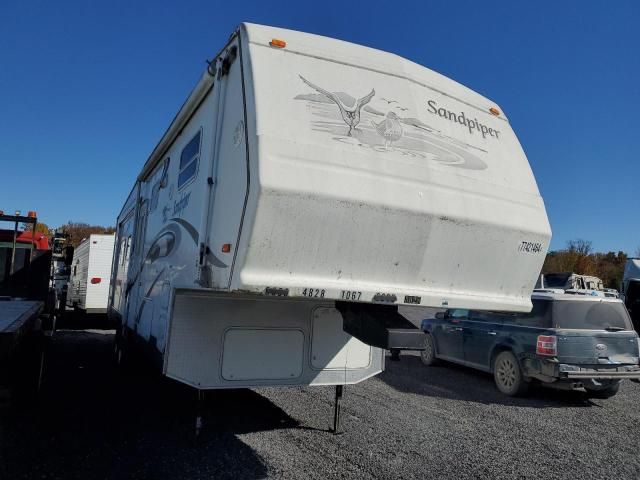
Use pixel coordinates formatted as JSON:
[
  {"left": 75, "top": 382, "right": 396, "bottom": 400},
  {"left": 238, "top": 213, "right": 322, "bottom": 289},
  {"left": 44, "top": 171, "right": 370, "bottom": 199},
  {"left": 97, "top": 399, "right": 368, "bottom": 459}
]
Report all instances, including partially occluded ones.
[{"left": 420, "top": 293, "right": 640, "bottom": 397}]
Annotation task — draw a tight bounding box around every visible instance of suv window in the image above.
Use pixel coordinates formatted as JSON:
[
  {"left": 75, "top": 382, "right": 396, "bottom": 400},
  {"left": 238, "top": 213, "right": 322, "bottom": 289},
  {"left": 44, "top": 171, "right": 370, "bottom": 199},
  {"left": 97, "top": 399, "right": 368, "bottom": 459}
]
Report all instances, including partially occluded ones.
[
  {"left": 467, "top": 300, "right": 553, "bottom": 327},
  {"left": 447, "top": 309, "right": 468, "bottom": 319},
  {"left": 469, "top": 310, "right": 516, "bottom": 324},
  {"left": 469, "top": 311, "right": 500, "bottom": 323},
  {"left": 505, "top": 299, "right": 552, "bottom": 328},
  {"left": 544, "top": 273, "right": 571, "bottom": 288},
  {"left": 552, "top": 300, "right": 632, "bottom": 330}
]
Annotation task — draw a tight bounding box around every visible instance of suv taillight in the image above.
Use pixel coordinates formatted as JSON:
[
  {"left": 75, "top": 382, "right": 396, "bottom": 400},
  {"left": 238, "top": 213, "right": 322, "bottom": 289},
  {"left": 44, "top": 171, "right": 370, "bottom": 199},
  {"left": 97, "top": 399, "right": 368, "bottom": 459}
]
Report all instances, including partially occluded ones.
[{"left": 537, "top": 335, "right": 557, "bottom": 356}]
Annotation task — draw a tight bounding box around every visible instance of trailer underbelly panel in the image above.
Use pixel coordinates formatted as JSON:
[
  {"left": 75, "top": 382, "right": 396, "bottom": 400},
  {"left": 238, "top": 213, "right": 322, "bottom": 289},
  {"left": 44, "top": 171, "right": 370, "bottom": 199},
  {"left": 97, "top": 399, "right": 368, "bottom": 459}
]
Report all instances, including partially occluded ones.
[{"left": 164, "top": 291, "right": 384, "bottom": 389}]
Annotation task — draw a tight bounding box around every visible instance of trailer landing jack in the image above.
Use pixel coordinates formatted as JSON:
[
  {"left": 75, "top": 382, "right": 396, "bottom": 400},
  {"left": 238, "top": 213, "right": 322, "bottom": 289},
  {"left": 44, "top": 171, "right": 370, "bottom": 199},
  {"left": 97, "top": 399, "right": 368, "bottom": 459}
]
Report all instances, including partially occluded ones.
[
  {"left": 195, "top": 389, "right": 204, "bottom": 440},
  {"left": 333, "top": 385, "right": 343, "bottom": 434}
]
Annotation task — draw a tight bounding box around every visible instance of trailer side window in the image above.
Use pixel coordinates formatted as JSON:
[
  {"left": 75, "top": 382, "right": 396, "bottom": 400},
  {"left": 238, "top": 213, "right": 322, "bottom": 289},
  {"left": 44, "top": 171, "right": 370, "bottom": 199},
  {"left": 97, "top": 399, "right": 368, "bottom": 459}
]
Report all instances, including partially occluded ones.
[{"left": 178, "top": 130, "right": 201, "bottom": 189}]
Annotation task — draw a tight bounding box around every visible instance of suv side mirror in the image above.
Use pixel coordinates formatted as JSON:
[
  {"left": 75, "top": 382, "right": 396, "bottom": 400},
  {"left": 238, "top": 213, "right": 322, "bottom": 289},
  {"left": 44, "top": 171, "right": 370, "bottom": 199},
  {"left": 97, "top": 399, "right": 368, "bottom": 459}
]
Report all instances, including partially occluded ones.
[{"left": 435, "top": 312, "right": 446, "bottom": 320}]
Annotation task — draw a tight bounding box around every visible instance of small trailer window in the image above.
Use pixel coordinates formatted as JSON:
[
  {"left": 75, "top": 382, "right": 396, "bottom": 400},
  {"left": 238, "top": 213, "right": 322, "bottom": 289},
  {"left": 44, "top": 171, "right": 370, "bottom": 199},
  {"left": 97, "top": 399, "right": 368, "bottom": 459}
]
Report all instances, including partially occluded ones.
[{"left": 178, "top": 130, "right": 201, "bottom": 188}]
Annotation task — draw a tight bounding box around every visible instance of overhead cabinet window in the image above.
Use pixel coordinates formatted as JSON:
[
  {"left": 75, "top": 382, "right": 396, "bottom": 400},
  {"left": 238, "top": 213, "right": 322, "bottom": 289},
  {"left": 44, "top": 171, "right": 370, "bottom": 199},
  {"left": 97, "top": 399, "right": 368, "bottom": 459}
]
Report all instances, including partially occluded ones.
[{"left": 178, "top": 130, "right": 201, "bottom": 188}]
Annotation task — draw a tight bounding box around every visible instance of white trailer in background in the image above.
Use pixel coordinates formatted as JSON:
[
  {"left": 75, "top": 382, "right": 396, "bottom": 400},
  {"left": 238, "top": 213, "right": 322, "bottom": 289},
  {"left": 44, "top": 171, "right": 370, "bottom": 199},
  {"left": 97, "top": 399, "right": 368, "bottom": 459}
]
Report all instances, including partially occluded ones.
[
  {"left": 108, "top": 23, "right": 551, "bottom": 432},
  {"left": 67, "top": 234, "right": 115, "bottom": 313}
]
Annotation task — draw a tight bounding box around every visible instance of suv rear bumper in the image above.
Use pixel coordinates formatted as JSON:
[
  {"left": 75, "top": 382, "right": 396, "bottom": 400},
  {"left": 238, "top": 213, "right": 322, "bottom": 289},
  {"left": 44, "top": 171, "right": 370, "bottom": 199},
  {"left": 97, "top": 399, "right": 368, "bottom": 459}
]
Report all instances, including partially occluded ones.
[
  {"left": 522, "top": 358, "right": 640, "bottom": 382},
  {"left": 558, "top": 364, "right": 640, "bottom": 380}
]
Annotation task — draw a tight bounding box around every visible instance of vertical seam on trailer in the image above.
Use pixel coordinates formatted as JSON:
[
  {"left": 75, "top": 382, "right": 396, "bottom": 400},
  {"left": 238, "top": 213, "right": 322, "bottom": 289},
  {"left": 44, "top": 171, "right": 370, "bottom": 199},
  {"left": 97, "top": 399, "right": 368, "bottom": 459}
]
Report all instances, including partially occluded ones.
[
  {"left": 228, "top": 30, "right": 251, "bottom": 289},
  {"left": 162, "top": 286, "right": 177, "bottom": 374}
]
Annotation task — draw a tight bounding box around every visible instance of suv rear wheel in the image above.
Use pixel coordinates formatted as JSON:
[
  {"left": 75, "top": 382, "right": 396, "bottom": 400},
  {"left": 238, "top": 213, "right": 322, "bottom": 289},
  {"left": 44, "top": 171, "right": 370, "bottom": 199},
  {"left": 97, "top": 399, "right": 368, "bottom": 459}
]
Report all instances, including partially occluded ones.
[{"left": 493, "top": 351, "right": 528, "bottom": 396}]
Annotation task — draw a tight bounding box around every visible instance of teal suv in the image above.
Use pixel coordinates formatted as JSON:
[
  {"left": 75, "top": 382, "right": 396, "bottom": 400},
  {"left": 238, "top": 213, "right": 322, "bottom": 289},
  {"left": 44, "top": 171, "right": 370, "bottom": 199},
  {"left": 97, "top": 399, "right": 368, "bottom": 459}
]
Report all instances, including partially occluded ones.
[{"left": 420, "top": 293, "right": 640, "bottom": 397}]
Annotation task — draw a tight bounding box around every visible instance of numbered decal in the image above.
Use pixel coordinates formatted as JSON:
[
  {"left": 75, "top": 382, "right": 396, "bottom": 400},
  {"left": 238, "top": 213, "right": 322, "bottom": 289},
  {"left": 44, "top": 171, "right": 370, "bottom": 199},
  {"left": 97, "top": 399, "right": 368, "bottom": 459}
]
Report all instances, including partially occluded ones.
[
  {"left": 302, "top": 288, "right": 325, "bottom": 298},
  {"left": 518, "top": 241, "right": 543, "bottom": 254},
  {"left": 340, "top": 290, "right": 362, "bottom": 301}
]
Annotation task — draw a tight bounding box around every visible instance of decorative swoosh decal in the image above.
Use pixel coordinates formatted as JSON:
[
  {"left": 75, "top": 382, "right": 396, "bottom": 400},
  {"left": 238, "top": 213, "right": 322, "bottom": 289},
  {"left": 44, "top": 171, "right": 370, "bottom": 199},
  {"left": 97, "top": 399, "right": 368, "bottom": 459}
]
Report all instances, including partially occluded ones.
[
  {"left": 126, "top": 217, "right": 228, "bottom": 306},
  {"left": 169, "top": 217, "right": 199, "bottom": 244},
  {"left": 134, "top": 267, "right": 167, "bottom": 325},
  {"left": 206, "top": 249, "right": 228, "bottom": 268},
  {"left": 169, "top": 217, "right": 228, "bottom": 268}
]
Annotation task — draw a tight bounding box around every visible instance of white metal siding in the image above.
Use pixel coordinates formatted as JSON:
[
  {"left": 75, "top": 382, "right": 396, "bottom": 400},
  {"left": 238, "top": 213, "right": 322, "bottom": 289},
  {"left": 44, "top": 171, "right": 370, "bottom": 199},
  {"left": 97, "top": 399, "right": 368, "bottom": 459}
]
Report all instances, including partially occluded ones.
[
  {"left": 67, "top": 240, "right": 90, "bottom": 309},
  {"left": 85, "top": 234, "right": 116, "bottom": 310},
  {"left": 165, "top": 291, "right": 384, "bottom": 388}
]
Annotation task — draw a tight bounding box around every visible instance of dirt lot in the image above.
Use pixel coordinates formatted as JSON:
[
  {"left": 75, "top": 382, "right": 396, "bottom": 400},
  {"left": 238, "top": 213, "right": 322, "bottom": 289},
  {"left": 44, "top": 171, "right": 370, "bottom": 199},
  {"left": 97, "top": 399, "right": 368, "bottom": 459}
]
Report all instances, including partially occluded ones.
[{"left": 1, "top": 329, "right": 640, "bottom": 480}]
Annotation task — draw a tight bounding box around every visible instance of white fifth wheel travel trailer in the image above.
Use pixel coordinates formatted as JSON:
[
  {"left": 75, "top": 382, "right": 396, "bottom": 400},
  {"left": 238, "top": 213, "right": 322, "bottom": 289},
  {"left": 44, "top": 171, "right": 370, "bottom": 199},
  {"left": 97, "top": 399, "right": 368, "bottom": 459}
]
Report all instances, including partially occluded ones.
[
  {"left": 108, "top": 23, "right": 551, "bottom": 430},
  {"left": 68, "top": 234, "right": 115, "bottom": 313}
]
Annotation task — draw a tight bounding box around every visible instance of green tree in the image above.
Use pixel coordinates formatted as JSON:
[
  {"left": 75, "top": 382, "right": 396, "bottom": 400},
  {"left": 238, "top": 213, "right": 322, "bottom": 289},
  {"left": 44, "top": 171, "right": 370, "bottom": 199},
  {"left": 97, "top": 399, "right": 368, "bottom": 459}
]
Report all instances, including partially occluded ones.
[
  {"left": 21, "top": 222, "right": 51, "bottom": 236},
  {"left": 542, "top": 240, "right": 629, "bottom": 289},
  {"left": 62, "top": 222, "right": 116, "bottom": 248}
]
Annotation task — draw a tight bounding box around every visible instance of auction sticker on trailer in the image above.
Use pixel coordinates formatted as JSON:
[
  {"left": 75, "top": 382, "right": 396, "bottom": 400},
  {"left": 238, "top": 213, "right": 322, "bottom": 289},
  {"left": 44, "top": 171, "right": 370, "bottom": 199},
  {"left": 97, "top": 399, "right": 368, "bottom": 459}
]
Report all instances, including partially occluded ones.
[{"left": 518, "top": 241, "right": 543, "bottom": 254}]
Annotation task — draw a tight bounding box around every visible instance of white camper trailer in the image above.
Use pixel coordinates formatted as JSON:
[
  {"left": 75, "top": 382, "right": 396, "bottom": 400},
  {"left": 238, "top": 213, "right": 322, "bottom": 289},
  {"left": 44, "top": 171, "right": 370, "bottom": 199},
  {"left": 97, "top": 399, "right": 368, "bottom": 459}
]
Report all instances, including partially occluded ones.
[
  {"left": 108, "top": 23, "right": 551, "bottom": 429},
  {"left": 67, "top": 234, "right": 115, "bottom": 313}
]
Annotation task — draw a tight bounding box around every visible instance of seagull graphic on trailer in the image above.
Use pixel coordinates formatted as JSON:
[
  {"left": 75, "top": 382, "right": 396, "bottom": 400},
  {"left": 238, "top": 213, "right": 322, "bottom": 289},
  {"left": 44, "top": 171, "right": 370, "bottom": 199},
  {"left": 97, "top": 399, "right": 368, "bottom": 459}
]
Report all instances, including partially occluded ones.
[
  {"left": 295, "top": 75, "right": 489, "bottom": 170},
  {"left": 372, "top": 112, "right": 403, "bottom": 149},
  {"left": 299, "top": 75, "right": 374, "bottom": 136}
]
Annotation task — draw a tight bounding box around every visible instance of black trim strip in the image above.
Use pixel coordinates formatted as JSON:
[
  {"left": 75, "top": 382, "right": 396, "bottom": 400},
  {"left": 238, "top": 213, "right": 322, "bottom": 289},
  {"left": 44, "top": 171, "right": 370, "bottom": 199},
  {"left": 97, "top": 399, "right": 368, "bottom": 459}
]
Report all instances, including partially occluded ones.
[{"left": 228, "top": 31, "right": 252, "bottom": 289}]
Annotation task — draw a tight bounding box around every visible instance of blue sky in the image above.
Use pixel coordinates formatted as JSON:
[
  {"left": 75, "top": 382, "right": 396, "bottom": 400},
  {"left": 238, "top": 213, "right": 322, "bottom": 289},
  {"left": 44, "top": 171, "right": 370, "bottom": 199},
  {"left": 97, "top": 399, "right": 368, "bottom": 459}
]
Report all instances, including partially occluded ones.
[{"left": 0, "top": 1, "right": 638, "bottom": 254}]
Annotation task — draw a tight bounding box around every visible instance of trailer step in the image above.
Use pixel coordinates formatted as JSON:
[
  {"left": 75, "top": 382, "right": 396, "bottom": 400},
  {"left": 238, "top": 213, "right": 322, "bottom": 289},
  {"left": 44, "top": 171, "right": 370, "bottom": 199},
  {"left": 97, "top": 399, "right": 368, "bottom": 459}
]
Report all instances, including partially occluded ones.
[{"left": 336, "top": 302, "right": 425, "bottom": 351}]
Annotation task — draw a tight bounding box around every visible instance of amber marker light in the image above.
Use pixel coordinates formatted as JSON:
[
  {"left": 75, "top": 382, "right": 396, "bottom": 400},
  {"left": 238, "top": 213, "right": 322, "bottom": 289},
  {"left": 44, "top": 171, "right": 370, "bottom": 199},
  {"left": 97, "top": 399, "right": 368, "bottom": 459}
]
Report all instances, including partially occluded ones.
[
  {"left": 222, "top": 243, "right": 232, "bottom": 253},
  {"left": 269, "top": 38, "right": 286, "bottom": 48},
  {"left": 489, "top": 107, "right": 500, "bottom": 116}
]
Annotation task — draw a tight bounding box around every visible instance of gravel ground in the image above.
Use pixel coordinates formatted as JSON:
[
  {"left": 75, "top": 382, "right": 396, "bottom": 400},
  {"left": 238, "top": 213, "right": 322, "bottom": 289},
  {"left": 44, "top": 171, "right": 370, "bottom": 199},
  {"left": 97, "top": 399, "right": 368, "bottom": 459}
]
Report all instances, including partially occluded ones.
[{"left": 1, "top": 328, "right": 640, "bottom": 480}]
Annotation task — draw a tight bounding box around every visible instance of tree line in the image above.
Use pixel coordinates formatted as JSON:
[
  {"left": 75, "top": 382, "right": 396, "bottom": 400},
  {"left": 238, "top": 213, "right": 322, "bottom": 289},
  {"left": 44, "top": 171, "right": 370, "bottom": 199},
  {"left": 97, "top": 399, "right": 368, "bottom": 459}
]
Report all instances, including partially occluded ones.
[
  {"left": 23, "top": 221, "right": 116, "bottom": 248},
  {"left": 542, "top": 239, "right": 638, "bottom": 290}
]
